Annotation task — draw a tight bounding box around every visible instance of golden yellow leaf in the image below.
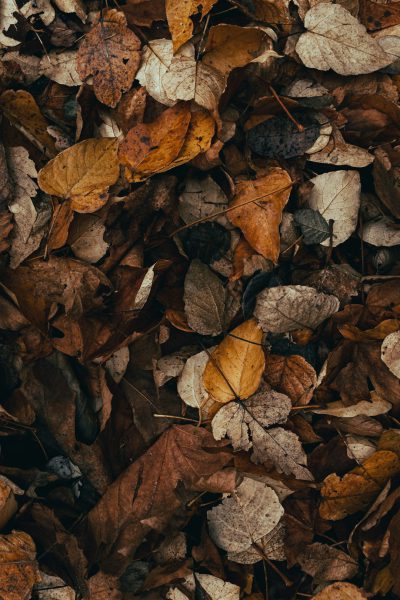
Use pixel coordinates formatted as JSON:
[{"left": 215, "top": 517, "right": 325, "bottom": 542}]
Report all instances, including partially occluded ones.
[
  {"left": 203, "top": 319, "right": 265, "bottom": 403},
  {"left": 0, "top": 531, "right": 40, "bottom": 600},
  {"left": 162, "top": 109, "right": 215, "bottom": 171},
  {"left": 339, "top": 319, "right": 400, "bottom": 342},
  {"left": 0, "top": 90, "right": 56, "bottom": 157},
  {"left": 320, "top": 450, "right": 400, "bottom": 521},
  {"left": 166, "top": 0, "right": 217, "bottom": 52},
  {"left": 227, "top": 168, "right": 292, "bottom": 263},
  {"left": 38, "top": 138, "right": 119, "bottom": 213},
  {"left": 118, "top": 104, "right": 191, "bottom": 182}
]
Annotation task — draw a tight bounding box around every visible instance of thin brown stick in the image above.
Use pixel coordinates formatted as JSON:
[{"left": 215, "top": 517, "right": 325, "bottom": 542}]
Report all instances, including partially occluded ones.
[{"left": 268, "top": 84, "right": 304, "bottom": 132}]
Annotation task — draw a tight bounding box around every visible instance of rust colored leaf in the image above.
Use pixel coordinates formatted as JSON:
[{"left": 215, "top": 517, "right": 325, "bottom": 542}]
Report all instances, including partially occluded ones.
[{"left": 264, "top": 354, "right": 317, "bottom": 406}]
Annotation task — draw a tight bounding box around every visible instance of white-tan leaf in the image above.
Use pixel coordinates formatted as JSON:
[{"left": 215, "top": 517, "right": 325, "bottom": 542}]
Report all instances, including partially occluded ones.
[
  {"left": 296, "top": 4, "right": 392, "bottom": 75},
  {"left": 228, "top": 522, "right": 286, "bottom": 564},
  {"left": 178, "top": 175, "right": 229, "bottom": 226},
  {"left": 0, "top": 0, "right": 19, "bottom": 46},
  {"left": 382, "top": 331, "right": 400, "bottom": 378},
  {"left": 40, "top": 51, "right": 82, "bottom": 86},
  {"left": 177, "top": 350, "right": 210, "bottom": 410},
  {"left": 361, "top": 216, "right": 400, "bottom": 247},
  {"left": 195, "top": 574, "right": 240, "bottom": 600},
  {"left": 254, "top": 285, "right": 339, "bottom": 333},
  {"left": 312, "top": 398, "right": 392, "bottom": 417}
]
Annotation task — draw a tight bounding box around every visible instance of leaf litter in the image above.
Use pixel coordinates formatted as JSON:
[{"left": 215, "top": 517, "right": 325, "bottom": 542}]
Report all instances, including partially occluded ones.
[{"left": 2, "top": 0, "right": 400, "bottom": 599}]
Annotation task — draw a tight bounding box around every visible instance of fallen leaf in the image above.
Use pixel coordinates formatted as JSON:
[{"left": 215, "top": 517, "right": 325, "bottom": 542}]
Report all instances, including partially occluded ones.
[
  {"left": 77, "top": 9, "right": 141, "bottom": 108},
  {"left": 308, "top": 127, "right": 374, "bottom": 167},
  {"left": 69, "top": 214, "right": 109, "bottom": 263},
  {"left": 312, "top": 582, "right": 367, "bottom": 600},
  {"left": 294, "top": 208, "right": 330, "bottom": 245},
  {"left": 40, "top": 50, "right": 82, "bottom": 86},
  {"left": 178, "top": 175, "right": 228, "bottom": 225},
  {"left": 88, "top": 571, "right": 122, "bottom": 600},
  {"left": 38, "top": 138, "right": 119, "bottom": 213},
  {"left": 88, "top": 425, "right": 232, "bottom": 572},
  {"left": 0, "top": 90, "right": 56, "bottom": 156},
  {"left": 307, "top": 170, "right": 361, "bottom": 247},
  {"left": 0, "top": 531, "right": 40, "bottom": 600},
  {"left": 118, "top": 104, "right": 191, "bottom": 182},
  {"left": 313, "top": 397, "right": 392, "bottom": 418},
  {"left": 163, "top": 109, "right": 215, "bottom": 171},
  {"left": 203, "top": 319, "right": 265, "bottom": 403},
  {"left": 339, "top": 319, "right": 400, "bottom": 342},
  {"left": 227, "top": 168, "right": 292, "bottom": 262},
  {"left": 361, "top": 216, "right": 400, "bottom": 247},
  {"left": 299, "top": 542, "right": 358, "bottom": 582},
  {"left": 196, "top": 574, "right": 239, "bottom": 600},
  {"left": 0, "top": 0, "right": 19, "bottom": 46},
  {"left": 207, "top": 477, "right": 284, "bottom": 554},
  {"left": 382, "top": 331, "right": 400, "bottom": 378},
  {"left": 254, "top": 285, "right": 340, "bottom": 333},
  {"left": 177, "top": 349, "right": 214, "bottom": 413},
  {"left": 264, "top": 354, "right": 317, "bottom": 406},
  {"left": 166, "top": 0, "right": 217, "bottom": 51},
  {"left": 320, "top": 450, "right": 400, "bottom": 520},
  {"left": 296, "top": 4, "right": 392, "bottom": 75},
  {"left": 53, "top": 0, "right": 86, "bottom": 21},
  {"left": 0, "top": 479, "right": 17, "bottom": 529},
  {"left": 373, "top": 145, "right": 400, "bottom": 219},
  {"left": 184, "top": 260, "right": 226, "bottom": 335},
  {"left": 228, "top": 522, "right": 286, "bottom": 564}
]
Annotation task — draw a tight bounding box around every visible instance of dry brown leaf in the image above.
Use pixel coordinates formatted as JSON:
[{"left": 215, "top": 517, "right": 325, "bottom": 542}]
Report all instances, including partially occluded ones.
[
  {"left": 88, "top": 571, "right": 122, "bottom": 599},
  {"left": 184, "top": 260, "right": 226, "bottom": 336},
  {"left": 0, "top": 479, "right": 17, "bottom": 529},
  {"left": 118, "top": 104, "right": 191, "bottom": 182},
  {"left": 179, "top": 174, "right": 228, "bottom": 225},
  {"left": 77, "top": 9, "right": 141, "bottom": 108},
  {"left": 255, "top": 285, "right": 339, "bottom": 333},
  {"left": 313, "top": 397, "right": 392, "bottom": 418},
  {"left": 38, "top": 138, "right": 119, "bottom": 213},
  {"left": 312, "top": 582, "right": 367, "bottom": 600},
  {"left": 0, "top": 90, "right": 56, "bottom": 156},
  {"left": 0, "top": 531, "right": 40, "bottom": 600},
  {"left": 264, "top": 354, "right": 317, "bottom": 406},
  {"left": 166, "top": 0, "right": 217, "bottom": 52},
  {"left": 320, "top": 450, "right": 400, "bottom": 520},
  {"left": 88, "top": 425, "right": 232, "bottom": 573},
  {"left": 339, "top": 319, "right": 400, "bottom": 342},
  {"left": 298, "top": 542, "right": 358, "bottom": 582},
  {"left": 227, "top": 168, "right": 292, "bottom": 262},
  {"left": 203, "top": 319, "right": 265, "bottom": 403},
  {"left": 207, "top": 476, "right": 284, "bottom": 554}
]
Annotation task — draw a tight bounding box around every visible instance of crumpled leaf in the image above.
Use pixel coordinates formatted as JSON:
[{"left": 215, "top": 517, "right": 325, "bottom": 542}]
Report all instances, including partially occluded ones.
[
  {"left": 166, "top": 0, "right": 216, "bottom": 51},
  {"left": 38, "top": 138, "right": 119, "bottom": 213},
  {"left": 298, "top": 542, "right": 358, "bottom": 582},
  {"left": 88, "top": 425, "right": 232, "bottom": 573},
  {"left": 203, "top": 319, "right": 265, "bottom": 403},
  {"left": 184, "top": 260, "right": 229, "bottom": 336},
  {"left": 294, "top": 208, "right": 330, "bottom": 245},
  {"left": 263, "top": 354, "right": 317, "bottom": 406},
  {"left": 0, "top": 531, "right": 40, "bottom": 600},
  {"left": 118, "top": 104, "right": 191, "bottom": 182},
  {"left": 254, "top": 285, "right": 339, "bottom": 333},
  {"left": 307, "top": 170, "right": 361, "bottom": 247},
  {"left": 227, "top": 168, "right": 292, "bottom": 262},
  {"left": 77, "top": 9, "right": 141, "bottom": 108},
  {"left": 312, "top": 583, "right": 368, "bottom": 600},
  {"left": 382, "top": 331, "right": 400, "bottom": 378},
  {"left": 207, "top": 477, "right": 284, "bottom": 554},
  {"left": 320, "top": 450, "right": 400, "bottom": 520},
  {"left": 296, "top": 4, "right": 392, "bottom": 75},
  {"left": 195, "top": 574, "right": 240, "bottom": 600}
]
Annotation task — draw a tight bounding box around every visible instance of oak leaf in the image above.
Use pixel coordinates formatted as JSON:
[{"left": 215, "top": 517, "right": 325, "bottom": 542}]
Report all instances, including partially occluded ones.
[
  {"left": 203, "top": 319, "right": 265, "bottom": 403},
  {"left": 296, "top": 4, "right": 392, "bottom": 75},
  {"left": 87, "top": 425, "right": 232, "bottom": 572},
  {"left": 38, "top": 138, "right": 119, "bottom": 213},
  {"left": 320, "top": 450, "right": 400, "bottom": 520},
  {"left": 77, "top": 9, "right": 141, "bottom": 108},
  {"left": 118, "top": 104, "right": 191, "bottom": 182},
  {"left": 227, "top": 168, "right": 292, "bottom": 263},
  {"left": 254, "top": 285, "right": 339, "bottom": 333},
  {"left": 0, "top": 531, "right": 40, "bottom": 600},
  {"left": 263, "top": 354, "right": 317, "bottom": 406},
  {"left": 207, "top": 477, "right": 284, "bottom": 553}
]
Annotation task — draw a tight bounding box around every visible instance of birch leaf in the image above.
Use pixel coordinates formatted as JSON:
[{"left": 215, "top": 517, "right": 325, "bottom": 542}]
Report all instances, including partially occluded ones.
[
  {"left": 203, "top": 319, "right": 265, "bottom": 403},
  {"left": 207, "top": 477, "right": 284, "bottom": 553},
  {"left": 307, "top": 170, "right": 361, "bottom": 247},
  {"left": 254, "top": 285, "right": 339, "bottom": 333},
  {"left": 296, "top": 4, "right": 392, "bottom": 75}
]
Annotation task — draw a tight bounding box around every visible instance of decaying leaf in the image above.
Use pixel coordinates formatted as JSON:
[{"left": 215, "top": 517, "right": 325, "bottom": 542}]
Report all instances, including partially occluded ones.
[
  {"left": 307, "top": 170, "right": 361, "bottom": 247},
  {"left": 312, "top": 583, "right": 367, "bottom": 600},
  {"left": 296, "top": 4, "right": 392, "bottom": 75},
  {"left": 320, "top": 450, "right": 400, "bottom": 520},
  {"left": 313, "top": 397, "right": 392, "bottom": 418},
  {"left": 184, "top": 260, "right": 226, "bottom": 335},
  {"left": 382, "top": 331, "right": 400, "bottom": 379},
  {"left": 294, "top": 208, "right": 330, "bottom": 245},
  {"left": 0, "top": 531, "right": 40, "bottom": 600},
  {"left": 298, "top": 542, "right": 358, "bottom": 582},
  {"left": 38, "top": 138, "right": 119, "bottom": 213},
  {"left": 166, "top": 0, "right": 217, "bottom": 51},
  {"left": 263, "top": 354, "right": 317, "bottom": 406},
  {"left": 195, "top": 574, "right": 240, "bottom": 600},
  {"left": 203, "top": 319, "right": 265, "bottom": 403},
  {"left": 77, "top": 9, "right": 141, "bottom": 107},
  {"left": 254, "top": 285, "right": 340, "bottom": 333},
  {"left": 179, "top": 175, "right": 228, "bottom": 225},
  {"left": 227, "top": 168, "right": 292, "bottom": 262},
  {"left": 361, "top": 217, "right": 400, "bottom": 247},
  {"left": 207, "top": 477, "right": 284, "bottom": 554}
]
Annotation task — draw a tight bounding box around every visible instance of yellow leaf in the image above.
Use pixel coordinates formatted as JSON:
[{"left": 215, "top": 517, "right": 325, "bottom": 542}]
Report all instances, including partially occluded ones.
[
  {"left": 0, "top": 90, "right": 56, "bottom": 157},
  {"left": 166, "top": 0, "right": 217, "bottom": 52},
  {"left": 118, "top": 104, "right": 191, "bottom": 182},
  {"left": 227, "top": 168, "right": 292, "bottom": 263},
  {"left": 38, "top": 138, "right": 119, "bottom": 213},
  {"left": 162, "top": 109, "right": 215, "bottom": 171},
  {"left": 320, "top": 450, "right": 400, "bottom": 521},
  {"left": 203, "top": 319, "right": 265, "bottom": 403}
]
